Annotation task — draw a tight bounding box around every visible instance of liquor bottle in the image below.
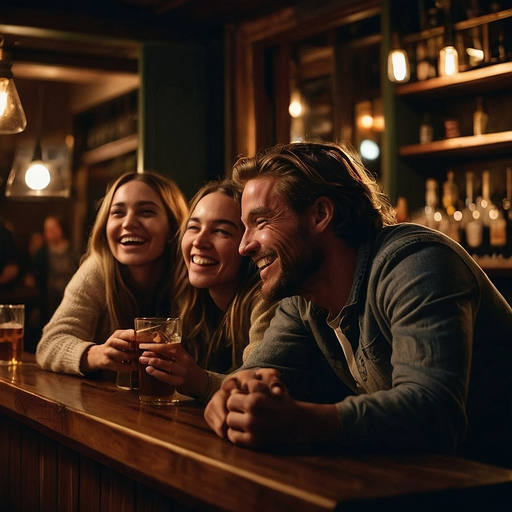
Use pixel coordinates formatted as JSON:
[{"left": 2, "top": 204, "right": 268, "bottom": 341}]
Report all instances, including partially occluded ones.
[
  {"left": 502, "top": 166, "right": 512, "bottom": 258},
  {"left": 473, "top": 97, "right": 489, "bottom": 135},
  {"left": 411, "top": 178, "right": 442, "bottom": 230},
  {"left": 477, "top": 170, "right": 494, "bottom": 254},
  {"left": 461, "top": 171, "right": 484, "bottom": 255},
  {"left": 419, "top": 113, "right": 433, "bottom": 144},
  {"left": 439, "top": 170, "right": 462, "bottom": 243},
  {"left": 486, "top": 169, "right": 507, "bottom": 256}
]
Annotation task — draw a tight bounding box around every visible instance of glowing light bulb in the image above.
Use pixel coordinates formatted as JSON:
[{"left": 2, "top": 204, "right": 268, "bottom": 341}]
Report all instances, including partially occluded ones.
[{"left": 25, "top": 162, "right": 51, "bottom": 190}]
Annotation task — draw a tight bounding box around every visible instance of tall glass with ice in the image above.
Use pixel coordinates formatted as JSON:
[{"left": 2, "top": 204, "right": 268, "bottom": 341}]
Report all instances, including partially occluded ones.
[
  {"left": 135, "top": 317, "right": 182, "bottom": 405},
  {"left": 0, "top": 304, "right": 25, "bottom": 365}
]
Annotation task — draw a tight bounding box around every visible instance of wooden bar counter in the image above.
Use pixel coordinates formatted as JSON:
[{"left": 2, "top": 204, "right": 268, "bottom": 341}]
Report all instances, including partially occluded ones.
[{"left": 0, "top": 356, "right": 511, "bottom": 512}]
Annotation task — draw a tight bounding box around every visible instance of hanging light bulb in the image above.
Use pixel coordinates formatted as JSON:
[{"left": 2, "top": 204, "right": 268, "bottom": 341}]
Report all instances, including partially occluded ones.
[
  {"left": 387, "top": 32, "right": 410, "bottom": 83},
  {"left": 439, "top": 45, "right": 459, "bottom": 77},
  {"left": 388, "top": 48, "right": 410, "bottom": 83},
  {"left": 5, "top": 82, "right": 71, "bottom": 199},
  {"left": 438, "top": 4, "right": 459, "bottom": 78},
  {"left": 0, "top": 41, "right": 27, "bottom": 134}
]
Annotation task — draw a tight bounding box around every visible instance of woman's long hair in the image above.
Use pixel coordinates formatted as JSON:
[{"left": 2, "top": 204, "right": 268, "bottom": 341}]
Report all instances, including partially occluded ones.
[
  {"left": 85, "top": 171, "right": 188, "bottom": 328},
  {"left": 174, "top": 180, "right": 261, "bottom": 372}
]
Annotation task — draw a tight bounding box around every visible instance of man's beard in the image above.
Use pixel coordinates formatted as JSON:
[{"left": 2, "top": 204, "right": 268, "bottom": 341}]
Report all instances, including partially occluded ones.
[{"left": 261, "top": 238, "right": 322, "bottom": 302}]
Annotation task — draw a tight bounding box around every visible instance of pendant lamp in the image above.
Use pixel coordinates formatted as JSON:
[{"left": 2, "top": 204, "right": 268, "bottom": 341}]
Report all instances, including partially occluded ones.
[
  {"left": 5, "top": 83, "right": 71, "bottom": 199},
  {"left": 0, "top": 38, "right": 27, "bottom": 134}
]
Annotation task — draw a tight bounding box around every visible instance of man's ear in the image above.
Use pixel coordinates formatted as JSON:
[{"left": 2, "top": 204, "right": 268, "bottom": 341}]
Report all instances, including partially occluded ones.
[{"left": 310, "top": 196, "right": 334, "bottom": 233}]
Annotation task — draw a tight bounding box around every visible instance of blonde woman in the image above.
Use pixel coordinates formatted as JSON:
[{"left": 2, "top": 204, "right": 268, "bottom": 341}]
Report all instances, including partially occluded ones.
[
  {"left": 139, "top": 180, "right": 276, "bottom": 402},
  {"left": 36, "top": 171, "right": 188, "bottom": 376}
]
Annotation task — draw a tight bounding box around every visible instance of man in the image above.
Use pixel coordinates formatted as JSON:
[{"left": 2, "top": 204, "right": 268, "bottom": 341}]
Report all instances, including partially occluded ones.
[{"left": 204, "top": 141, "right": 512, "bottom": 466}]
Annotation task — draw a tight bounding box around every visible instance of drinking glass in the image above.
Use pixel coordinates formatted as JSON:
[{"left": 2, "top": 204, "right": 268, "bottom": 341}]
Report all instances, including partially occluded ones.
[
  {"left": 0, "top": 304, "right": 25, "bottom": 365},
  {"left": 135, "top": 317, "right": 182, "bottom": 405}
]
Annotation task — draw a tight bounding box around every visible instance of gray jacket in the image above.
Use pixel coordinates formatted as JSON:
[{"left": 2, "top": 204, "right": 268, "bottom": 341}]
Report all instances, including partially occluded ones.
[{"left": 242, "top": 224, "right": 512, "bottom": 462}]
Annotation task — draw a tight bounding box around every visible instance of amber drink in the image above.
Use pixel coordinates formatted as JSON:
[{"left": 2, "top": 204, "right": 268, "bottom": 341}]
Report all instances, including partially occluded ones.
[
  {"left": 135, "top": 317, "right": 182, "bottom": 405},
  {"left": 0, "top": 305, "right": 24, "bottom": 365}
]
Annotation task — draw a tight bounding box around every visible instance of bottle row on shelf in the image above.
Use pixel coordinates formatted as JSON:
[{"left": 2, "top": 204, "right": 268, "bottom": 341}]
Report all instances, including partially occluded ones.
[
  {"left": 410, "top": 167, "right": 512, "bottom": 259},
  {"left": 398, "top": 2, "right": 512, "bottom": 83}
]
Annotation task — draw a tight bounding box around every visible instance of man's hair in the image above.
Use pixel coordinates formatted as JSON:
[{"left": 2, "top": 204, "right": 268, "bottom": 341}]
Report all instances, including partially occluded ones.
[{"left": 232, "top": 141, "right": 396, "bottom": 246}]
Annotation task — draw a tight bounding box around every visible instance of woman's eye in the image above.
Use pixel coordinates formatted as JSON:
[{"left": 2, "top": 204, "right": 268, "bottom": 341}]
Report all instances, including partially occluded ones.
[{"left": 186, "top": 224, "right": 200, "bottom": 232}]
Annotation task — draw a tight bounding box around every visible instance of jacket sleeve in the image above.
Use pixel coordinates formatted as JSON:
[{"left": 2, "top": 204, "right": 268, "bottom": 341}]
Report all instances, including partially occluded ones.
[
  {"left": 334, "top": 242, "right": 481, "bottom": 454},
  {"left": 35, "top": 257, "right": 112, "bottom": 376}
]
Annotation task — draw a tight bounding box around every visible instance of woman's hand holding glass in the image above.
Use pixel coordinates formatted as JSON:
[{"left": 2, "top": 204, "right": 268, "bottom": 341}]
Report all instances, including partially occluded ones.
[
  {"left": 138, "top": 343, "right": 209, "bottom": 399},
  {"left": 81, "top": 329, "right": 137, "bottom": 373}
]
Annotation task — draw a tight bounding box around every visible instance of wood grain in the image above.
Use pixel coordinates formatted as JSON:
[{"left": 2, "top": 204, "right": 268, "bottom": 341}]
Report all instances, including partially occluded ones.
[{"left": 0, "top": 358, "right": 511, "bottom": 512}]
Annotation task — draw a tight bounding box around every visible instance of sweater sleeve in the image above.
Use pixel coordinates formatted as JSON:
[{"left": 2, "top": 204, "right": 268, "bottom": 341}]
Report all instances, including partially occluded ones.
[
  {"left": 242, "top": 297, "right": 278, "bottom": 362},
  {"left": 35, "top": 257, "right": 113, "bottom": 376}
]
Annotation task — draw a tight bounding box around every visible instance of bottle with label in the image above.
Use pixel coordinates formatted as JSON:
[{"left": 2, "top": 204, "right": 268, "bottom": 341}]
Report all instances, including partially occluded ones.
[{"left": 461, "top": 171, "right": 484, "bottom": 255}]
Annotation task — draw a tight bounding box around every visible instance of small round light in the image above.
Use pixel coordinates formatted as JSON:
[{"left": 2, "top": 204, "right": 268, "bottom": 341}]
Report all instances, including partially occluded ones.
[
  {"left": 360, "top": 139, "right": 380, "bottom": 160},
  {"left": 25, "top": 163, "right": 51, "bottom": 190}
]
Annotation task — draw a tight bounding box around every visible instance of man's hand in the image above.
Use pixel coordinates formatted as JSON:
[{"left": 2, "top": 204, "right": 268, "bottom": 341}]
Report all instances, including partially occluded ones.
[{"left": 204, "top": 368, "right": 341, "bottom": 449}]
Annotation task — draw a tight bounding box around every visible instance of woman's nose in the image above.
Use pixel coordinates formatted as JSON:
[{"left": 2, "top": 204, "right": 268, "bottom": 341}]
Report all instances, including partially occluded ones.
[
  {"left": 192, "top": 231, "right": 211, "bottom": 248},
  {"left": 122, "top": 210, "right": 140, "bottom": 227}
]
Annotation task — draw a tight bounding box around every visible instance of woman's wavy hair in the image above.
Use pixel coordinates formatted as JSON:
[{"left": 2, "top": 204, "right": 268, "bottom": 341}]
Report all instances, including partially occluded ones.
[
  {"left": 232, "top": 141, "right": 396, "bottom": 247},
  {"left": 85, "top": 171, "right": 188, "bottom": 328},
  {"left": 173, "top": 179, "right": 261, "bottom": 372}
]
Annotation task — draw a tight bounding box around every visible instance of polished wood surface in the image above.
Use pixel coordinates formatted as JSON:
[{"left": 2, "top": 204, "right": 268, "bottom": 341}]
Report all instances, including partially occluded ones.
[{"left": 1, "top": 356, "right": 511, "bottom": 512}]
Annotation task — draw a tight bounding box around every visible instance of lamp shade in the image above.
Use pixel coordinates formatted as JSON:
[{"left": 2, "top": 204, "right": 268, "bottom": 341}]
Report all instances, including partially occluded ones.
[
  {"left": 0, "top": 49, "right": 27, "bottom": 134},
  {"left": 5, "top": 145, "right": 72, "bottom": 199}
]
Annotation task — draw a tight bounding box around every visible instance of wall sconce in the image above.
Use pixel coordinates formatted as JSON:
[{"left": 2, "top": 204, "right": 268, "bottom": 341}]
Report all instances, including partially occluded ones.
[
  {"left": 0, "top": 38, "right": 27, "bottom": 134},
  {"left": 5, "top": 83, "right": 71, "bottom": 199},
  {"left": 387, "top": 34, "right": 410, "bottom": 83}
]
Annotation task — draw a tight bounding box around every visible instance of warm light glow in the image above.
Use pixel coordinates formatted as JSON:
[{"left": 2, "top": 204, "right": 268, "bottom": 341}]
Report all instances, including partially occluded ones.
[
  {"left": 289, "top": 99, "right": 303, "bottom": 118},
  {"left": 0, "top": 89, "right": 7, "bottom": 116},
  {"left": 0, "top": 56, "right": 27, "bottom": 134},
  {"left": 439, "top": 46, "right": 459, "bottom": 77},
  {"left": 387, "top": 49, "right": 410, "bottom": 83},
  {"left": 467, "top": 47, "right": 484, "bottom": 66},
  {"left": 25, "top": 162, "right": 51, "bottom": 190},
  {"left": 360, "top": 113, "right": 374, "bottom": 129}
]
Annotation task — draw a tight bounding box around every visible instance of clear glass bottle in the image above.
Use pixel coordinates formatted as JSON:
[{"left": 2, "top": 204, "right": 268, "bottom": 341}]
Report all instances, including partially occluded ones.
[
  {"left": 462, "top": 171, "right": 484, "bottom": 255},
  {"left": 439, "top": 170, "right": 462, "bottom": 243}
]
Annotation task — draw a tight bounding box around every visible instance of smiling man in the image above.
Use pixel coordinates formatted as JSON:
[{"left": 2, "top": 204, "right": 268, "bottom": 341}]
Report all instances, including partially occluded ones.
[{"left": 204, "top": 141, "right": 512, "bottom": 466}]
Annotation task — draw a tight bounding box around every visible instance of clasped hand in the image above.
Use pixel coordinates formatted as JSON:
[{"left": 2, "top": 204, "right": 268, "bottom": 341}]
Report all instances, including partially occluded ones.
[{"left": 204, "top": 368, "right": 301, "bottom": 448}]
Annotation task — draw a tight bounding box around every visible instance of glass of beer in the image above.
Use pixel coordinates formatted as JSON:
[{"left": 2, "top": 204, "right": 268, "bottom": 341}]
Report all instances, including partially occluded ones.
[
  {"left": 135, "top": 317, "right": 182, "bottom": 405},
  {"left": 0, "top": 304, "right": 25, "bottom": 365}
]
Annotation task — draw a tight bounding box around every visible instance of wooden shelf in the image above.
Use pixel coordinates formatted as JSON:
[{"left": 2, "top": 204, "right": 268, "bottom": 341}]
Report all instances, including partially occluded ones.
[
  {"left": 396, "top": 62, "right": 512, "bottom": 99},
  {"left": 80, "top": 133, "right": 138, "bottom": 166},
  {"left": 474, "top": 256, "right": 512, "bottom": 277},
  {"left": 399, "top": 131, "right": 512, "bottom": 158}
]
